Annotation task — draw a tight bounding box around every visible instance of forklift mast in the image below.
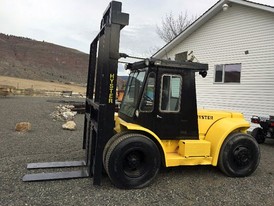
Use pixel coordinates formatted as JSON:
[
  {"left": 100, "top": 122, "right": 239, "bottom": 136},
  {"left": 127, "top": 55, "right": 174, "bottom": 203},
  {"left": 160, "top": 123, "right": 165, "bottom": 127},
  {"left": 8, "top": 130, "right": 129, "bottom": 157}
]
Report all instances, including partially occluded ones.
[
  {"left": 22, "top": 1, "right": 129, "bottom": 186},
  {"left": 83, "top": 1, "right": 129, "bottom": 185}
]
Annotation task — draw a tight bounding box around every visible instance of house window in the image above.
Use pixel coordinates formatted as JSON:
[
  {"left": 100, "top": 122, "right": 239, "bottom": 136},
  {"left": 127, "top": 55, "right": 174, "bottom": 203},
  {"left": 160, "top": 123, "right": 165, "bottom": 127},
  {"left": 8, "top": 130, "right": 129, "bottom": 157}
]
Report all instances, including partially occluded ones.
[{"left": 214, "top": 64, "right": 241, "bottom": 83}]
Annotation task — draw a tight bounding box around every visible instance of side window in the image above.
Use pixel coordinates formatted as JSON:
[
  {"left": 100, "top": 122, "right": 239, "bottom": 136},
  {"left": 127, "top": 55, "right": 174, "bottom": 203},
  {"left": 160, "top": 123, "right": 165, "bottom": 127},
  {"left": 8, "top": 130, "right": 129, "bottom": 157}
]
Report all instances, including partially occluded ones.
[
  {"left": 140, "top": 72, "right": 156, "bottom": 112},
  {"left": 160, "top": 74, "right": 182, "bottom": 112},
  {"left": 214, "top": 63, "right": 241, "bottom": 83}
]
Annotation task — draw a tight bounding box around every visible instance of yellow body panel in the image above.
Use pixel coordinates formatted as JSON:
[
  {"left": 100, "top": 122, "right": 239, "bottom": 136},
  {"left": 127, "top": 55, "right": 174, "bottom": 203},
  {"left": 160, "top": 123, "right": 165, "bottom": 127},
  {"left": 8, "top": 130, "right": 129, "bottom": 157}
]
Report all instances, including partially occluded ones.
[
  {"left": 198, "top": 109, "right": 232, "bottom": 139},
  {"left": 178, "top": 140, "right": 210, "bottom": 157},
  {"left": 114, "top": 109, "right": 250, "bottom": 167}
]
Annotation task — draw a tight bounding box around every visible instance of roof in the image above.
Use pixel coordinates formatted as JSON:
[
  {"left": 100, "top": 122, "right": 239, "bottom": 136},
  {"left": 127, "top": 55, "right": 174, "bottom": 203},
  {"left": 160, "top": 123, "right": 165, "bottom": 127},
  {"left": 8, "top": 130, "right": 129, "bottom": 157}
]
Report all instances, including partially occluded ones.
[
  {"left": 153, "top": 0, "right": 274, "bottom": 58},
  {"left": 126, "top": 58, "right": 208, "bottom": 72}
]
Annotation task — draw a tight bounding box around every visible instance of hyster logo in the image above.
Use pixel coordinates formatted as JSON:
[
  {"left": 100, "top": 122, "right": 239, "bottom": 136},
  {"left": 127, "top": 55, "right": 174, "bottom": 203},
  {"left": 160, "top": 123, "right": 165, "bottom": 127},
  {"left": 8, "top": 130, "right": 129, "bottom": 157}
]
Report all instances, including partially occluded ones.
[
  {"left": 198, "top": 115, "right": 213, "bottom": 120},
  {"left": 108, "top": 74, "right": 115, "bottom": 103}
]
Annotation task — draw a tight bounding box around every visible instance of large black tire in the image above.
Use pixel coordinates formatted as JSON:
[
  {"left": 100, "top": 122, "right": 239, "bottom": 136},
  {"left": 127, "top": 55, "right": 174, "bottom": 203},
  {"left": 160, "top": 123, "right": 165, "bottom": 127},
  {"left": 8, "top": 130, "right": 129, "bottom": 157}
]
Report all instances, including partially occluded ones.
[
  {"left": 103, "top": 131, "right": 130, "bottom": 171},
  {"left": 251, "top": 127, "right": 266, "bottom": 144},
  {"left": 104, "top": 133, "right": 161, "bottom": 189},
  {"left": 218, "top": 133, "right": 260, "bottom": 177}
]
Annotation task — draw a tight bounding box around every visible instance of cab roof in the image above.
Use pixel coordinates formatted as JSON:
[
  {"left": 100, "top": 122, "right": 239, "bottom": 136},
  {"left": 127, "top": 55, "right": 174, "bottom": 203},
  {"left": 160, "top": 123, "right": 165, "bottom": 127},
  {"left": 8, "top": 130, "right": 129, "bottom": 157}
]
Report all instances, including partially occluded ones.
[{"left": 125, "top": 58, "right": 208, "bottom": 77}]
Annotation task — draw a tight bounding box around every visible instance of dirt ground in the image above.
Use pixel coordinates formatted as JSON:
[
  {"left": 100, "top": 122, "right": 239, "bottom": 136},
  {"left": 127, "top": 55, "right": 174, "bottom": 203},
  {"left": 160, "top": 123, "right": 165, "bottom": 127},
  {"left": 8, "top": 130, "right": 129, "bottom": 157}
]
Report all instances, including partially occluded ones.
[
  {"left": 0, "top": 96, "right": 274, "bottom": 206},
  {"left": 0, "top": 75, "right": 86, "bottom": 94}
]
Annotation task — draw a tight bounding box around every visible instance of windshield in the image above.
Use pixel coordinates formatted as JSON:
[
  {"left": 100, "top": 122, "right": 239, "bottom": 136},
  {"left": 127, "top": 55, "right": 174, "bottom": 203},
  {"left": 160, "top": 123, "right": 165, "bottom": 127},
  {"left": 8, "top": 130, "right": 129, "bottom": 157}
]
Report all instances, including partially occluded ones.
[{"left": 119, "top": 70, "right": 146, "bottom": 117}]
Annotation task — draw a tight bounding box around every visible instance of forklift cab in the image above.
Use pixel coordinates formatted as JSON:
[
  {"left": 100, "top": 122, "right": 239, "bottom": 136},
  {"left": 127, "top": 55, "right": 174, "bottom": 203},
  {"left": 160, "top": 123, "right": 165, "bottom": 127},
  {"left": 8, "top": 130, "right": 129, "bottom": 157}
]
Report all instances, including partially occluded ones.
[{"left": 118, "top": 58, "right": 208, "bottom": 140}]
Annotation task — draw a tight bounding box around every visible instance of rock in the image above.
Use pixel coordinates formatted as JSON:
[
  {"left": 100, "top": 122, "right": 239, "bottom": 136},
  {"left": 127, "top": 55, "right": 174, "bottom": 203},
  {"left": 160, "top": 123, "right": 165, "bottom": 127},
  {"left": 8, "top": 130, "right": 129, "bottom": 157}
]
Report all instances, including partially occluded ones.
[
  {"left": 62, "top": 111, "right": 77, "bottom": 121},
  {"left": 50, "top": 104, "right": 76, "bottom": 121},
  {"left": 62, "top": 121, "right": 76, "bottom": 130},
  {"left": 15, "top": 122, "right": 31, "bottom": 132}
]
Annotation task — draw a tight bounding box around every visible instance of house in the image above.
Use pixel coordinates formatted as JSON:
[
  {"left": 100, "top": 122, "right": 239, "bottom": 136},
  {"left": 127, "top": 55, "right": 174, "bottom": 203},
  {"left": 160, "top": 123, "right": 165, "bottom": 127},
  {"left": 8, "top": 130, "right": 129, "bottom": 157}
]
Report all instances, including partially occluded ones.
[{"left": 154, "top": 0, "right": 274, "bottom": 130}]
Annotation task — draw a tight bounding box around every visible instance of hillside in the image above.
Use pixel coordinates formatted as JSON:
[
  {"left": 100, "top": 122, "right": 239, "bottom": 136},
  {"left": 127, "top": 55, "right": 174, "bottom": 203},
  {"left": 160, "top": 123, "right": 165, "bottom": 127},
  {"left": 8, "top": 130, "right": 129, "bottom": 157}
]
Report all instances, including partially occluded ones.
[
  {"left": 0, "top": 75, "right": 86, "bottom": 94},
  {"left": 0, "top": 33, "right": 128, "bottom": 90},
  {"left": 0, "top": 33, "right": 89, "bottom": 84}
]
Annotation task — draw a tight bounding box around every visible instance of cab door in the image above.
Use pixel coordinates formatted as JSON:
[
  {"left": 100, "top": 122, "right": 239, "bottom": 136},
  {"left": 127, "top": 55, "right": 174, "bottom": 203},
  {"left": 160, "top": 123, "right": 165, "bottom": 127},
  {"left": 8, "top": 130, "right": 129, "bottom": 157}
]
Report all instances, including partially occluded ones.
[
  {"left": 137, "top": 71, "right": 157, "bottom": 132},
  {"left": 154, "top": 69, "right": 199, "bottom": 140}
]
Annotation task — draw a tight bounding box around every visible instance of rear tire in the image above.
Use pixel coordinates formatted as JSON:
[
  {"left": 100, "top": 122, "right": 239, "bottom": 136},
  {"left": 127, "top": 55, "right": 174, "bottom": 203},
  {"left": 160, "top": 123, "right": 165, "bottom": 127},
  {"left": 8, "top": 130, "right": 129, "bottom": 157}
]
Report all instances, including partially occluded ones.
[
  {"left": 251, "top": 127, "right": 266, "bottom": 144},
  {"left": 218, "top": 133, "right": 260, "bottom": 177},
  {"left": 104, "top": 133, "right": 161, "bottom": 189}
]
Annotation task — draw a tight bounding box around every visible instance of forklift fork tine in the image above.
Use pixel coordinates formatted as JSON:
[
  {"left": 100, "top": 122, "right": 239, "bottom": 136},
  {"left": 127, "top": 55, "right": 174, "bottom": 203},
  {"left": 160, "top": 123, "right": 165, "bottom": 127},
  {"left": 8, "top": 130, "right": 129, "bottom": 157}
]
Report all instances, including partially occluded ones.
[
  {"left": 23, "top": 169, "right": 89, "bottom": 182},
  {"left": 27, "top": 161, "right": 86, "bottom": 169}
]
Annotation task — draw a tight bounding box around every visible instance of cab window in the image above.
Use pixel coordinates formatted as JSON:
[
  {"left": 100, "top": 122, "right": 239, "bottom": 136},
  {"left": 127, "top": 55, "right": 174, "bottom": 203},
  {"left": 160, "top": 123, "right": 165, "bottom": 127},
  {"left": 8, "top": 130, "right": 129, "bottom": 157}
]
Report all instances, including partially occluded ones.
[
  {"left": 160, "top": 74, "right": 182, "bottom": 112},
  {"left": 140, "top": 72, "right": 155, "bottom": 112},
  {"left": 119, "top": 70, "right": 146, "bottom": 117}
]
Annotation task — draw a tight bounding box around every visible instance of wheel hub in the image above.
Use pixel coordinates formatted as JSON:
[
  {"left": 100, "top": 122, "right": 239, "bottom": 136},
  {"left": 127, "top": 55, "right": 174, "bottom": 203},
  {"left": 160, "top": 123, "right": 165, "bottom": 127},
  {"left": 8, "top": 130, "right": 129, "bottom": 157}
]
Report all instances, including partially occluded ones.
[
  {"left": 234, "top": 146, "right": 250, "bottom": 166},
  {"left": 123, "top": 151, "right": 145, "bottom": 177},
  {"left": 127, "top": 153, "right": 141, "bottom": 169}
]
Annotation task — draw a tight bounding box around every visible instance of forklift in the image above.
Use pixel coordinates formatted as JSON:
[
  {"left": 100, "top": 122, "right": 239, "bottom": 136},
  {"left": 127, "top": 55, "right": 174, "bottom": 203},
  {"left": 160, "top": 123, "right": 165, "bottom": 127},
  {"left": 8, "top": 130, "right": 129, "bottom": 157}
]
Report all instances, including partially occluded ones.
[{"left": 23, "top": 1, "right": 260, "bottom": 189}]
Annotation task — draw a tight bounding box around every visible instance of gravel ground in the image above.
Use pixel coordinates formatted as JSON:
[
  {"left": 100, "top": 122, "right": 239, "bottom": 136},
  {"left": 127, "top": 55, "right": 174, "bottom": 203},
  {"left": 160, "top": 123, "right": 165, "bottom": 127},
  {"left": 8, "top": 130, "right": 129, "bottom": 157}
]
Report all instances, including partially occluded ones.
[{"left": 0, "top": 96, "right": 274, "bottom": 206}]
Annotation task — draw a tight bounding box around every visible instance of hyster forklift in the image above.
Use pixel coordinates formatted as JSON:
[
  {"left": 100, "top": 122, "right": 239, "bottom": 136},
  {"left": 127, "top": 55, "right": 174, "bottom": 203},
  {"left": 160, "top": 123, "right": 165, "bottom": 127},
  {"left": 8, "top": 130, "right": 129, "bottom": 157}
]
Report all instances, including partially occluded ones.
[{"left": 23, "top": 1, "right": 260, "bottom": 189}]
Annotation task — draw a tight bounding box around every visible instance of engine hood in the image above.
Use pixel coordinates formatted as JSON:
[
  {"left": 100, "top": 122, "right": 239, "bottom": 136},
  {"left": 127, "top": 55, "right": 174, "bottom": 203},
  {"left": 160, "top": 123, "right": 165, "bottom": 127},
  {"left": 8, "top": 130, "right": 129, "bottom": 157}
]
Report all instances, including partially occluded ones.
[{"left": 198, "top": 109, "right": 244, "bottom": 137}]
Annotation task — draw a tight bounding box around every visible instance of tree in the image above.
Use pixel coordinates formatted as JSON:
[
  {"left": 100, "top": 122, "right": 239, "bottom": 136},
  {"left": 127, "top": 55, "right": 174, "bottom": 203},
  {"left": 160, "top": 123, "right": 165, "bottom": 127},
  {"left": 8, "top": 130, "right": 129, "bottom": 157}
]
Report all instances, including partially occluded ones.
[{"left": 156, "top": 11, "right": 197, "bottom": 43}]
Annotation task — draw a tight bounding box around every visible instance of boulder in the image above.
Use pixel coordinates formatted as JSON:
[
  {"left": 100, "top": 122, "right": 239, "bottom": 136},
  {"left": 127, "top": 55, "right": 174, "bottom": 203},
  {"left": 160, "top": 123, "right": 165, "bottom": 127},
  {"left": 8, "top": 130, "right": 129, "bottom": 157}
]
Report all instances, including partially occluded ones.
[
  {"left": 62, "top": 121, "right": 76, "bottom": 130},
  {"left": 15, "top": 122, "right": 31, "bottom": 132}
]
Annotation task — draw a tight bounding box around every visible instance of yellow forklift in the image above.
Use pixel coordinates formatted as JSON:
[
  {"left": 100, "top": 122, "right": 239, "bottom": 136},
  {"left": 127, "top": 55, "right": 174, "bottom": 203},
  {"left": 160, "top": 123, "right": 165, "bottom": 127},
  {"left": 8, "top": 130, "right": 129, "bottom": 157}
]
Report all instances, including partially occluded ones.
[{"left": 23, "top": 1, "right": 260, "bottom": 189}]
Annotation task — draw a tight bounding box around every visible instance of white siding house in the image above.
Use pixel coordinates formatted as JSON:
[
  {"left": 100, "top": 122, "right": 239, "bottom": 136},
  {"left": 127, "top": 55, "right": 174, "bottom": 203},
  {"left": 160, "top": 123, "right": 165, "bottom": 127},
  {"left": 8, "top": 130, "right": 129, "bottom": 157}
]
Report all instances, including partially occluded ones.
[{"left": 154, "top": 0, "right": 274, "bottom": 130}]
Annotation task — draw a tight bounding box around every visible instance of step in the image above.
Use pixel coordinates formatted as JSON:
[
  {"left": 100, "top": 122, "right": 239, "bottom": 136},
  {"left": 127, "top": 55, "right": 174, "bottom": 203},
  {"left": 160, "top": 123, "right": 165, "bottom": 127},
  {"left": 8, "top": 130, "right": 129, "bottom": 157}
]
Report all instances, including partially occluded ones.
[
  {"left": 165, "top": 152, "right": 212, "bottom": 167},
  {"left": 178, "top": 140, "right": 211, "bottom": 158}
]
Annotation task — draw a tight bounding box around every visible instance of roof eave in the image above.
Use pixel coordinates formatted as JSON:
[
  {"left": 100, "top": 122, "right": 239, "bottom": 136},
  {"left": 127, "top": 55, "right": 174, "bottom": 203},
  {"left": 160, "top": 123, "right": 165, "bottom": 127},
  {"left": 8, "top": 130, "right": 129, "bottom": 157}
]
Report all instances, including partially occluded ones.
[
  {"left": 230, "top": 0, "right": 274, "bottom": 13},
  {"left": 153, "top": 0, "right": 274, "bottom": 59}
]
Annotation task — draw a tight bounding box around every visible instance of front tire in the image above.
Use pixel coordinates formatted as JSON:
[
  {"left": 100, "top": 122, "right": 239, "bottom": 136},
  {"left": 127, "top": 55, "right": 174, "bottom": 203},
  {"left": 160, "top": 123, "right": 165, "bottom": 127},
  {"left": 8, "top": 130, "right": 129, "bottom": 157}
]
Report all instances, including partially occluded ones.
[
  {"left": 104, "top": 133, "right": 161, "bottom": 189},
  {"left": 103, "top": 131, "right": 130, "bottom": 170},
  {"left": 218, "top": 133, "right": 260, "bottom": 177}
]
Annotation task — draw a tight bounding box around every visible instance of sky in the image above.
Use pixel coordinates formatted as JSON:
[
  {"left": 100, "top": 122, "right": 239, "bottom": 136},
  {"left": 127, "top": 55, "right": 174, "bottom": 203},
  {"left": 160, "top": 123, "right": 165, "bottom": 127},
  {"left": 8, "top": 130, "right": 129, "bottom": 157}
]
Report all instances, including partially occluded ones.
[{"left": 1, "top": 0, "right": 273, "bottom": 75}]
